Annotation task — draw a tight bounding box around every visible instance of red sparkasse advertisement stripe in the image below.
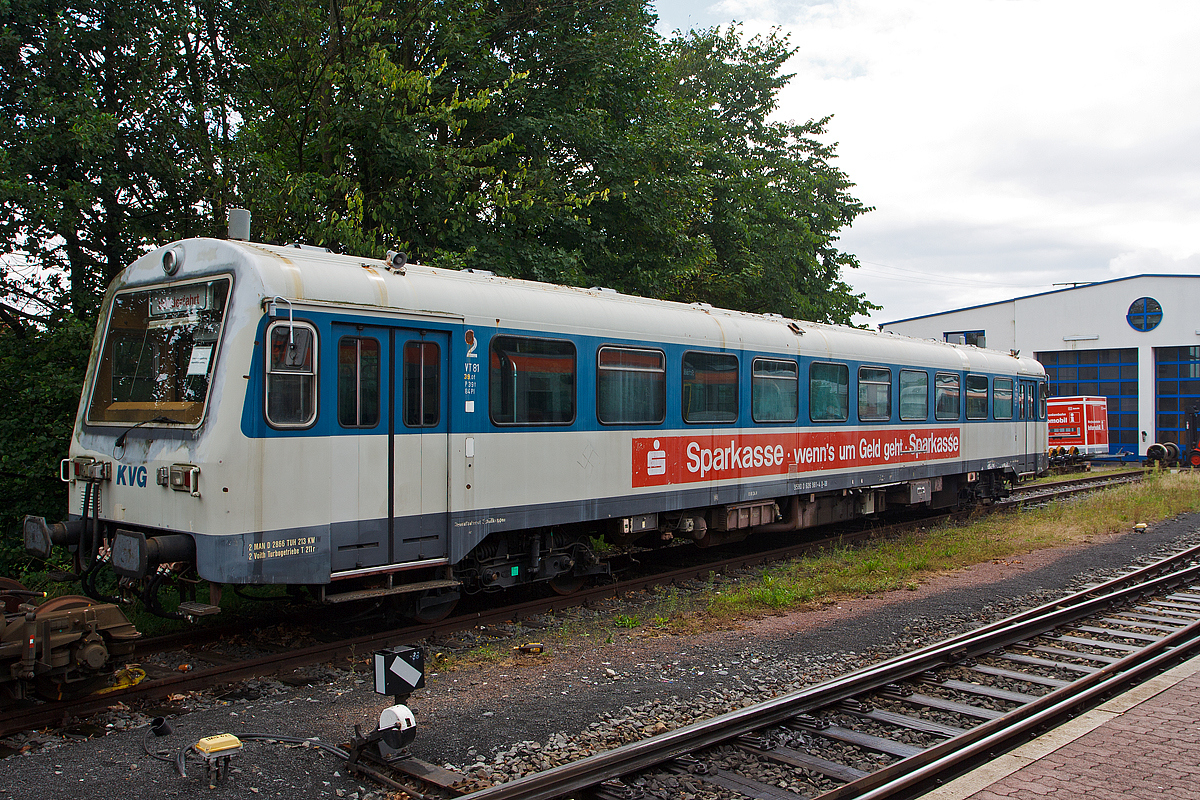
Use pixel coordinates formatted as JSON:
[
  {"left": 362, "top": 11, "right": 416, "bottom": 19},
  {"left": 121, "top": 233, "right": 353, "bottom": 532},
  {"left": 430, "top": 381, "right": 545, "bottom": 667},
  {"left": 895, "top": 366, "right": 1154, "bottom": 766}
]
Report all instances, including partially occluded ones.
[{"left": 632, "top": 428, "right": 961, "bottom": 488}]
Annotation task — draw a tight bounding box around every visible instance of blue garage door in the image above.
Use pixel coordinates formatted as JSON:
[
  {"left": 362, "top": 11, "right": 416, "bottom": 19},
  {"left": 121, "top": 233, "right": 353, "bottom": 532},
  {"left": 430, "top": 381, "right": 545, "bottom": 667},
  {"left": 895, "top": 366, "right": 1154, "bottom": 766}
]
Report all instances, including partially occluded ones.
[{"left": 1155, "top": 347, "right": 1200, "bottom": 448}]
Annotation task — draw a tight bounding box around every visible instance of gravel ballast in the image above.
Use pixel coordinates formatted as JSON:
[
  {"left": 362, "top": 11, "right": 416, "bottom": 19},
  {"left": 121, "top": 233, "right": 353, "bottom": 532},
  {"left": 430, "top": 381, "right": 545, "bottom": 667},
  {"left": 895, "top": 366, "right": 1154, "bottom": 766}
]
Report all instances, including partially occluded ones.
[{"left": 2, "top": 513, "right": 1198, "bottom": 799}]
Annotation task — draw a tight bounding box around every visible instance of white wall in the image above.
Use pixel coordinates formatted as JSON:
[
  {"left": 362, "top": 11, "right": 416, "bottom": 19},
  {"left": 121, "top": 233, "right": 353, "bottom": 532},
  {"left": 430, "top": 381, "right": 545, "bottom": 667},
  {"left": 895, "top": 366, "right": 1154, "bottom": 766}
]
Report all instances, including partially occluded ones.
[{"left": 881, "top": 275, "right": 1200, "bottom": 456}]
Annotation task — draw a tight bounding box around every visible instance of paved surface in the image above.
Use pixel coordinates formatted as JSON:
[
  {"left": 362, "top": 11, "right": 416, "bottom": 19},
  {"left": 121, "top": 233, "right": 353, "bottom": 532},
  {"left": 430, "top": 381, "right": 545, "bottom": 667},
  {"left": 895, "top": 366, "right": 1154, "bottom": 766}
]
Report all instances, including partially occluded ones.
[{"left": 929, "top": 652, "right": 1200, "bottom": 800}]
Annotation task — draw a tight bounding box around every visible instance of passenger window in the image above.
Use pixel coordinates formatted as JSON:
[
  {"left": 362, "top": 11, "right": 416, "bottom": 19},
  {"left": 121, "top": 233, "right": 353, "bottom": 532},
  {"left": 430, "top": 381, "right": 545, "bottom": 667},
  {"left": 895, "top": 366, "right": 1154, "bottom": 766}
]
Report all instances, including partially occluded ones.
[
  {"left": 266, "top": 321, "right": 317, "bottom": 427},
  {"left": 810, "top": 362, "right": 849, "bottom": 422},
  {"left": 597, "top": 347, "right": 665, "bottom": 424},
  {"left": 935, "top": 372, "right": 960, "bottom": 421},
  {"left": 337, "top": 337, "right": 381, "bottom": 428},
  {"left": 899, "top": 370, "right": 928, "bottom": 421},
  {"left": 966, "top": 374, "right": 989, "bottom": 419},
  {"left": 858, "top": 366, "right": 891, "bottom": 421},
  {"left": 682, "top": 351, "right": 738, "bottom": 423},
  {"left": 489, "top": 336, "right": 575, "bottom": 425},
  {"left": 993, "top": 377, "right": 1014, "bottom": 420},
  {"left": 403, "top": 341, "right": 440, "bottom": 427},
  {"left": 752, "top": 358, "right": 799, "bottom": 423}
]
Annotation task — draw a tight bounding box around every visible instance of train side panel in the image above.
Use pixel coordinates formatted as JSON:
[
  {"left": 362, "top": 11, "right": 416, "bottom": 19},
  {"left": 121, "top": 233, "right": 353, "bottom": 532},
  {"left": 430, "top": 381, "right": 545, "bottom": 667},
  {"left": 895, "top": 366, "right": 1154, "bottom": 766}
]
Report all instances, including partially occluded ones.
[{"left": 33, "top": 236, "right": 1049, "bottom": 612}]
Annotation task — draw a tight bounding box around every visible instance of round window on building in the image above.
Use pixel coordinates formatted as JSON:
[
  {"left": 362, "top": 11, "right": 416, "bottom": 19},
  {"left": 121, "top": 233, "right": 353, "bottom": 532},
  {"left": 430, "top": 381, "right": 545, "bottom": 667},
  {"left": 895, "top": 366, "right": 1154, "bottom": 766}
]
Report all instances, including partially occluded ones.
[{"left": 1127, "top": 297, "right": 1162, "bottom": 332}]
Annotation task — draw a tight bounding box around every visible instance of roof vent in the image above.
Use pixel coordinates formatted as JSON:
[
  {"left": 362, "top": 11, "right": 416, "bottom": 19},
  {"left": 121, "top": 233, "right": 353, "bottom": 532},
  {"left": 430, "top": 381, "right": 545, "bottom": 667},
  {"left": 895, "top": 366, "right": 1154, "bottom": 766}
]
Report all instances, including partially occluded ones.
[
  {"left": 463, "top": 268, "right": 496, "bottom": 276},
  {"left": 227, "top": 208, "right": 251, "bottom": 241}
]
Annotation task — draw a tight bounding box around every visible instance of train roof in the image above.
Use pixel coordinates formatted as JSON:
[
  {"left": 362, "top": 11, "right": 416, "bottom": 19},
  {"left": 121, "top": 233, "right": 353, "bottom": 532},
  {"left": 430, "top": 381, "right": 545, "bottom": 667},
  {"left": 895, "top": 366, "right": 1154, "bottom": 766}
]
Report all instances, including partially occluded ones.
[{"left": 118, "top": 237, "right": 1046, "bottom": 377}]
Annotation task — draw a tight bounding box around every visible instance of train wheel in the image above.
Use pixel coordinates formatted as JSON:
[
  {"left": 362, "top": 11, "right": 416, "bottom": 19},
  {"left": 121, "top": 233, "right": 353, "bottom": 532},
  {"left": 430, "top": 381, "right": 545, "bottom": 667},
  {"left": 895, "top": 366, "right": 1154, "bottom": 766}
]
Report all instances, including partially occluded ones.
[
  {"left": 548, "top": 574, "right": 586, "bottom": 596},
  {"left": 407, "top": 589, "right": 459, "bottom": 624},
  {"left": 0, "top": 577, "right": 29, "bottom": 614}
]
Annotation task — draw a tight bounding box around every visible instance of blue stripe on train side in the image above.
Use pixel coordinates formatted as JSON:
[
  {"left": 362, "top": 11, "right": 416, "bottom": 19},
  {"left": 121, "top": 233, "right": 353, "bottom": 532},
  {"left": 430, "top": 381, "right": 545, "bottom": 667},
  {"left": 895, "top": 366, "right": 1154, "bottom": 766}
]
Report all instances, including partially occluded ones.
[{"left": 240, "top": 309, "right": 1042, "bottom": 439}]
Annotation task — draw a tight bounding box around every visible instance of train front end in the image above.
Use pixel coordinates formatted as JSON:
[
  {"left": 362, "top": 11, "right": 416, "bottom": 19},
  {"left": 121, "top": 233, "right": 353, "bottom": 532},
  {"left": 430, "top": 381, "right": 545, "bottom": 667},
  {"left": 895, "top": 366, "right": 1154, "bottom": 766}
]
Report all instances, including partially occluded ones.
[{"left": 22, "top": 237, "right": 261, "bottom": 618}]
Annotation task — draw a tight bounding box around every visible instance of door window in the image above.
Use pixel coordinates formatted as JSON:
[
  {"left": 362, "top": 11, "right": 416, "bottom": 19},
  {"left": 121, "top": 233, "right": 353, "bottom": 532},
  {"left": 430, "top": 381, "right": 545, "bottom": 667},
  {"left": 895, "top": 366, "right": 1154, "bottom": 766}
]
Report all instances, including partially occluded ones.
[{"left": 403, "top": 341, "right": 441, "bottom": 427}]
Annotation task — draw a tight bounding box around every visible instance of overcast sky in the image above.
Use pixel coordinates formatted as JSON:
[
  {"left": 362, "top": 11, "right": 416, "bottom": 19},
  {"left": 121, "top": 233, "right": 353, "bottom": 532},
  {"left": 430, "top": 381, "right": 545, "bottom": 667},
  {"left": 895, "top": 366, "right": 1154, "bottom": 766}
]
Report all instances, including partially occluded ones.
[{"left": 650, "top": 0, "right": 1200, "bottom": 326}]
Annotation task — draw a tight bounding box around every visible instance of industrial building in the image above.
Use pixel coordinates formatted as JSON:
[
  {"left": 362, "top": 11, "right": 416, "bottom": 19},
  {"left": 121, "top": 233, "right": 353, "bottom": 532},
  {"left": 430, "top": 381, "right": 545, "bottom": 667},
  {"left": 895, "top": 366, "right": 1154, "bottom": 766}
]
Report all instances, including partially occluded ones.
[{"left": 879, "top": 275, "right": 1200, "bottom": 460}]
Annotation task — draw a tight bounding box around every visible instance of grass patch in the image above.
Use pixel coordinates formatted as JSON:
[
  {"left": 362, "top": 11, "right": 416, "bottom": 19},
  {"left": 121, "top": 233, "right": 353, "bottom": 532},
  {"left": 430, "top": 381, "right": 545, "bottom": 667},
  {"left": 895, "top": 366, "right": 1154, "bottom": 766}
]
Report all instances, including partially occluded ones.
[{"left": 708, "top": 470, "right": 1200, "bottom": 622}]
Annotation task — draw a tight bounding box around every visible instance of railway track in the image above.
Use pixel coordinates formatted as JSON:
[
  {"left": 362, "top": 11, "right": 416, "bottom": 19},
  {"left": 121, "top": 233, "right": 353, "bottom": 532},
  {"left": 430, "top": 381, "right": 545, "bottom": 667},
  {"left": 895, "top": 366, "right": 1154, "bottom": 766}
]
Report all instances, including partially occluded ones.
[
  {"left": 1001, "top": 467, "right": 1144, "bottom": 507},
  {"left": 0, "top": 468, "right": 1146, "bottom": 740},
  {"left": 450, "top": 539, "right": 1200, "bottom": 800}
]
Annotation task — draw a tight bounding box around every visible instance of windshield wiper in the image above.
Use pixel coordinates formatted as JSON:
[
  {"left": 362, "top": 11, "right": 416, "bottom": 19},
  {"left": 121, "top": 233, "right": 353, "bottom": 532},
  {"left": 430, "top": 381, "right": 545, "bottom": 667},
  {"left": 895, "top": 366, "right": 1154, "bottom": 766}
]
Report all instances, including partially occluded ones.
[{"left": 115, "top": 415, "right": 185, "bottom": 449}]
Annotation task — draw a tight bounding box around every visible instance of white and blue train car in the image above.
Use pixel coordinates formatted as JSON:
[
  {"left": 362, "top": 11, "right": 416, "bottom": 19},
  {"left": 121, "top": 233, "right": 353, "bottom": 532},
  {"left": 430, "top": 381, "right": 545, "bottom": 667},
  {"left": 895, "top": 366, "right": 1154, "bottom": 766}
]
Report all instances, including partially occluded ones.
[{"left": 25, "top": 229, "right": 1048, "bottom": 620}]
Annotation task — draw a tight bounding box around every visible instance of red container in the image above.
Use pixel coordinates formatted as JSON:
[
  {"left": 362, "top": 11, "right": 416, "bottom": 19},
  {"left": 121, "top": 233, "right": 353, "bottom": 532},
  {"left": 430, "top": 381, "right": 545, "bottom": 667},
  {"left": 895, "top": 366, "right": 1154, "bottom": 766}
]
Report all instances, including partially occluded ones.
[{"left": 1047, "top": 396, "right": 1109, "bottom": 455}]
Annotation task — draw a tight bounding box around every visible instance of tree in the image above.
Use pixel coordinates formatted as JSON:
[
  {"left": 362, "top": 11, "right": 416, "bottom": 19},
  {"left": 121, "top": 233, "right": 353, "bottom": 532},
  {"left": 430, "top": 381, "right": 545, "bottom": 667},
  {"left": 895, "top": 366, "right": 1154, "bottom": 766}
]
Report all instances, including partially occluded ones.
[
  {"left": 0, "top": 0, "right": 238, "bottom": 323},
  {"left": 227, "top": 0, "right": 529, "bottom": 258},
  {"left": 0, "top": 318, "right": 92, "bottom": 577},
  {"left": 0, "top": 0, "right": 240, "bottom": 577},
  {"left": 657, "top": 26, "right": 876, "bottom": 323}
]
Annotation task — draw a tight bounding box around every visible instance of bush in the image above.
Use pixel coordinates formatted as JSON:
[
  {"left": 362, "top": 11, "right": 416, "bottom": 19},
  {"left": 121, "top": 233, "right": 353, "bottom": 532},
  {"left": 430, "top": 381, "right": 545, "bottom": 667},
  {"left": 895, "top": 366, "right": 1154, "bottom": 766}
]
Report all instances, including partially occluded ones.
[{"left": 0, "top": 318, "right": 92, "bottom": 580}]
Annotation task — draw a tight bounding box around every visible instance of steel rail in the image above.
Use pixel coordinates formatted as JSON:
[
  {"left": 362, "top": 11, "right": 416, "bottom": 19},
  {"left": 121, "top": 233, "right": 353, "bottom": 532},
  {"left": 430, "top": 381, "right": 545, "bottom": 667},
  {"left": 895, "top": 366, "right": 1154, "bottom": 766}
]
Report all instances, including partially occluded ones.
[
  {"left": 845, "top": 615, "right": 1200, "bottom": 800},
  {"left": 452, "top": 543, "right": 1200, "bottom": 800},
  {"left": 1000, "top": 472, "right": 1144, "bottom": 509},
  {"left": 1011, "top": 468, "right": 1144, "bottom": 494}
]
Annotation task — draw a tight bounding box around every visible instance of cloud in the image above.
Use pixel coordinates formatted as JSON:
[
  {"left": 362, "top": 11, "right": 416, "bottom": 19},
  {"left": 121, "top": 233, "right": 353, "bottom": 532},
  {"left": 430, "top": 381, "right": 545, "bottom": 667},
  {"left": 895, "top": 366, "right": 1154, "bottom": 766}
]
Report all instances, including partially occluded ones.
[
  {"left": 840, "top": 216, "right": 1119, "bottom": 324},
  {"left": 1107, "top": 249, "right": 1200, "bottom": 278},
  {"left": 652, "top": 1, "right": 1200, "bottom": 323}
]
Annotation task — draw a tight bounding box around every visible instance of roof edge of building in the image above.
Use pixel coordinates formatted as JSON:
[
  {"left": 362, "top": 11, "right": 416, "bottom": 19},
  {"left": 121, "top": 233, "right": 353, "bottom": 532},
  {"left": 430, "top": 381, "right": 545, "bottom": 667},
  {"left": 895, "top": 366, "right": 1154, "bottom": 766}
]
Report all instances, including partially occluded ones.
[{"left": 879, "top": 273, "right": 1200, "bottom": 327}]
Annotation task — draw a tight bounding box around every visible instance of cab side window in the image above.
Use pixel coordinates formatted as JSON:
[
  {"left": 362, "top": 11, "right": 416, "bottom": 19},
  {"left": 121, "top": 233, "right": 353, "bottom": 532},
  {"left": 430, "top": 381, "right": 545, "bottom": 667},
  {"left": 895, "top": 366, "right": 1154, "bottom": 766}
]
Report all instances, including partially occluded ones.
[{"left": 266, "top": 321, "right": 318, "bottom": 427}]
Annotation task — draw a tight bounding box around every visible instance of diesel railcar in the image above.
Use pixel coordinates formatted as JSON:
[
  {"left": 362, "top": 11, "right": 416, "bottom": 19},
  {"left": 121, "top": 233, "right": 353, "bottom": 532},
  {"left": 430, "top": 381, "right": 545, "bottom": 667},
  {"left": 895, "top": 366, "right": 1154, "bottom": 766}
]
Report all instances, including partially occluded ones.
[{"left": 24, "top": 222, "right": 1048, "bottom": 621}]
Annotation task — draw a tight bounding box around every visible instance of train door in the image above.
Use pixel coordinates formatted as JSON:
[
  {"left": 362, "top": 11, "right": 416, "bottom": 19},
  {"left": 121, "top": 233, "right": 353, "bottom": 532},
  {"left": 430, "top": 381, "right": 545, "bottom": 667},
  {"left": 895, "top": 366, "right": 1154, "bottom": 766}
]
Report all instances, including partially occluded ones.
[
  {"left": 329, "top": 323, "right": 391, "bottom": 572},
  {"left": 392, "top": 330, "right": 450, "bottom": 564},
  {"left": 1018, "top": 379, "right": 1039, "bottom": 474}
]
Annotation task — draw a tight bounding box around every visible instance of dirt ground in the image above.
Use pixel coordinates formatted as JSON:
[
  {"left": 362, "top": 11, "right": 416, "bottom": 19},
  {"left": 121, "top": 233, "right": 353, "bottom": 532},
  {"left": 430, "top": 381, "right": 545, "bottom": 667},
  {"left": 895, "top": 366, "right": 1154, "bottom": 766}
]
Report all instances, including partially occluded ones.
[{"left": 2, "top": 514, "right": 1196, "bottom": 800}]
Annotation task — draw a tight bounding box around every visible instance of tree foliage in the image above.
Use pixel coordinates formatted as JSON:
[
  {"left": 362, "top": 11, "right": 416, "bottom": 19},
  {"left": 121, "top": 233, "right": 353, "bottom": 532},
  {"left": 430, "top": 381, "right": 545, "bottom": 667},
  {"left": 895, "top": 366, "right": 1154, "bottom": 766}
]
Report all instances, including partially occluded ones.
[
  {"left": 659, "top": 27, "right": 874, "bottom": 321},
  {"left": 0, "top": 1, "right": 876, "bottom": 575},
  {"left": 2, "top": 0, "right": 873, "bottom": 324},
  {"left": 0, "top": 318, "right": 92, "bottom": 575},
  {"left": 0, "top": 0, "right": 237, "bottom": 323}
]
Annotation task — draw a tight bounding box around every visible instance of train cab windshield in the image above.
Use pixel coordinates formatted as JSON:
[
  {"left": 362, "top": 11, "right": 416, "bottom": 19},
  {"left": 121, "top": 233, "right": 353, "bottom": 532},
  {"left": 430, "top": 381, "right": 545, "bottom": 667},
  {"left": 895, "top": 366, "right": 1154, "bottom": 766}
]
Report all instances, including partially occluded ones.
[{"left": 86, "top": 277, "right": 231, "bottom": 426}]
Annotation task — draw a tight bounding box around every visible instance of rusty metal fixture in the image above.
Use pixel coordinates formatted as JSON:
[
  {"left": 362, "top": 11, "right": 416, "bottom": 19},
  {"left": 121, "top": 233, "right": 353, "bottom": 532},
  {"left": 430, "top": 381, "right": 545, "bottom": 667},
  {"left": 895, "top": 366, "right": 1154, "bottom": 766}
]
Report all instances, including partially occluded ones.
[{"left": 1, "top": 593, "right": 140, "bottom": 703}]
